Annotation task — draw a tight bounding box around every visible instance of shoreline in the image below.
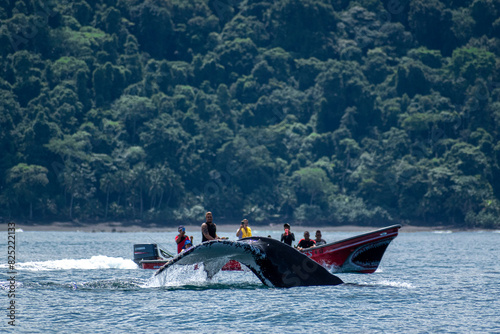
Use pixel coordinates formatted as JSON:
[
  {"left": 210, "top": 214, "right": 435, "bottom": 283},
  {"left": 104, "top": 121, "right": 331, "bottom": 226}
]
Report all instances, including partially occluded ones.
[{"left": 0, "top": 221, "right": 486, "bottom": 233}]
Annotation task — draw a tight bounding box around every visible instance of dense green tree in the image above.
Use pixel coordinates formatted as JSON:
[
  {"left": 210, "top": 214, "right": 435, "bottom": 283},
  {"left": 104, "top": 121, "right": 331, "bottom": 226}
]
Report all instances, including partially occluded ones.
[
  {"left": 124, "top": 0, "right": 176, "bottom": 59},
  {"left": 112, "top": 95, "right": 156, "bottom": 144},
  {"left": 216, "top": 38, "right": 258, "bottom": 76},
  {"left": 50, "top": 56, "right": 89, "bottom": 85},
  {"left": 1, "top": 0, "right": 499, "bottom": 227},
  {"left": 140, "top": 113, "right": 188, "bottom": 168},
  {"left": 470, "top": 0, "right": 498, "bottom": 37},
  {"left": 7, "top": 163, "right": 49, "bottom": 219},
  {"left": 292, "top": 167, "right": 335, "bottom": 206},
  {"left": 0, "top": 89, "right": 21, "bottom": 181},
  {"left": 396, "top": 62, "right": 431, "bottom": 97},
  {"left": 446, "top": 142, "right": 489, "bottom": 176},
  {"left": 22, "top": 110, "right": 61, "bottom": 165},
  {"left": 93, "top": 62, "right": 129, "bottom": 106},
  {"left": 315, "top": 61, "right": 374, "bottom": 134},
  {"left": 268, "top": 0, "right": 339, "bottom": 58},
  {"left": 449, "top": 47, "right": 496, "bottom": 84},
  {"left": 62, "top": 161, "right": 96, "bottom": 219},
  {"left": 408, "top": 0, "right": 455, "bottom": 54},
  {"left": 363, "top": 48, "right": 391, "bottom": 84},
  {"left": 221, "top": 14, "right": 270, "bottom": 46}
]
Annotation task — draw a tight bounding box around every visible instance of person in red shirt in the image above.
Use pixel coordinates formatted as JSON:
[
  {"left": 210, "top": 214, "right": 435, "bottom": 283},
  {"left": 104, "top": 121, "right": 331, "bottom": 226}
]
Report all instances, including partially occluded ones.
[
  {"left": 175, "top": 225, "right": 190, "bottom": 254},
  {"left": 297, "top": 231, "right": 316, "bottom": 251}
]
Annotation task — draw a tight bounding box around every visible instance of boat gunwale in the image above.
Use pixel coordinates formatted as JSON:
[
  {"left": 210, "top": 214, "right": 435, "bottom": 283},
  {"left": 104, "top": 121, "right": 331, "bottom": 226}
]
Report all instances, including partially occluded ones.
[{"left": 301, "top": 224, "right": 402, "bottom": 252}]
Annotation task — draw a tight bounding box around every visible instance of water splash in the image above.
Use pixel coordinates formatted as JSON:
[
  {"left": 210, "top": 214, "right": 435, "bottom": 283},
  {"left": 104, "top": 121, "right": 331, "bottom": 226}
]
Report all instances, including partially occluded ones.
[
  {"left": 145, "top": 263, "right": 261, "bottom": 289},
  {"left": 146, "top": 264, "right": 211, "bottom": 288}
]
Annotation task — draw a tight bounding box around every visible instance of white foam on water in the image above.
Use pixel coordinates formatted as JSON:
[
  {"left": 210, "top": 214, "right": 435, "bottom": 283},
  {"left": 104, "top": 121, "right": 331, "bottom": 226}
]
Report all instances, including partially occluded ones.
[
  {"left": 432, "top": 230, "right": 453, "bottom": 234},
  {"left": 5, "top": 255, "right": 138, "bottom": 271},
  {"left": 375, "top": 280, "right": 415, "bottom": 289}
]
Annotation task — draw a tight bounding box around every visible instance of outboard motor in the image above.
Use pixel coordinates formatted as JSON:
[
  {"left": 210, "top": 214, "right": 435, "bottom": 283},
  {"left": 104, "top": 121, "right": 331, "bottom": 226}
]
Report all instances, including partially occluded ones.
[{"left": 133, "top": 244, "right": 159, "bottom": 266}]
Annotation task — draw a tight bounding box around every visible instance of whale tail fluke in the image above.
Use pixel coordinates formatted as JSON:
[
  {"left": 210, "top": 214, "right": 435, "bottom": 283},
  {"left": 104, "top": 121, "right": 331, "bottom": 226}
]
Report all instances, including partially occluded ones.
[{"left": 155, "top": 237, "right": 343, "bottom": 288}]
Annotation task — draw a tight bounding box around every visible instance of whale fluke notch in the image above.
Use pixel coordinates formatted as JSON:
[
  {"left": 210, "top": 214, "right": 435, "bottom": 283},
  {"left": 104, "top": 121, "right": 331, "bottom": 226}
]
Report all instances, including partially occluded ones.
[{"left": 155, "top": 237, "right": 343, "bottom": 288}]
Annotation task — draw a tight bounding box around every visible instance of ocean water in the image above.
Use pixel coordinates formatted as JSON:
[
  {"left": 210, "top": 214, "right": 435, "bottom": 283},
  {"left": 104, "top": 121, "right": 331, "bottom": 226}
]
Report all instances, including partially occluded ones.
[{"left": 1, "top": 228, "right": 499, "bottom": 333}]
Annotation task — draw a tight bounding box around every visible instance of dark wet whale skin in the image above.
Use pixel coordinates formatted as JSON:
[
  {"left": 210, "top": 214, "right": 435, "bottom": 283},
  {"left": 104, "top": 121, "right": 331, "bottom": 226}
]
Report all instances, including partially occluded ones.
[{"left": 155, "top": 236, "right": 343, "bottom": 288}]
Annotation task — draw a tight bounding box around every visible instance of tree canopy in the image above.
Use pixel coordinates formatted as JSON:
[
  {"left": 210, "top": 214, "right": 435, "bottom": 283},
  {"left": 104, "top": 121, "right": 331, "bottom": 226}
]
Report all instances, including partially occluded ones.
[{"left": 1, "top": 0, "right": 499, "bottom": 228}]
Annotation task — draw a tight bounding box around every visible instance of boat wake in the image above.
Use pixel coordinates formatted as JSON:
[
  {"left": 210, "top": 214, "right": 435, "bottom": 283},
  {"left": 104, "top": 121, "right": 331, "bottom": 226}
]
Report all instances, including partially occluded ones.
[{"left": 1, "top": 255, "right": 138, "bottom": 271}]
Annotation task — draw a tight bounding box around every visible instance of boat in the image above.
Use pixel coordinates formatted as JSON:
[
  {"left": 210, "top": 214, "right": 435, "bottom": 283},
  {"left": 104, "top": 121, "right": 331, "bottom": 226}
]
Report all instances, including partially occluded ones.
[
  {"left": 133, "top": 244, "right": 245, "bottom": 271},
  {"left": 299, "top": 224, "right": 401, "bottom": 273},
  {"left": 133, "top": 224, "right": 401, "bottom": 273}
]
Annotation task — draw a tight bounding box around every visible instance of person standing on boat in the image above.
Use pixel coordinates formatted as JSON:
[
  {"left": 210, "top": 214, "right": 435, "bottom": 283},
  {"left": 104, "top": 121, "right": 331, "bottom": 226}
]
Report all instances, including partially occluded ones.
[
  {"left": 175, "top": 225, "right": 190, "bottom": 254},
  {"left": 297, "top": 231, "right": 316, "bottom": 251},
  {"left": 201, "top": 211, "right": 222, "bottom": 242},
  {"left": 314, "top": 230, "right": 326, "bottom": 246},
  {"left": 236, "top": 219, "right": 252, "bottom": 239},
  {"left": 280, "top": 223, "right": 295, "bottom": 246}
]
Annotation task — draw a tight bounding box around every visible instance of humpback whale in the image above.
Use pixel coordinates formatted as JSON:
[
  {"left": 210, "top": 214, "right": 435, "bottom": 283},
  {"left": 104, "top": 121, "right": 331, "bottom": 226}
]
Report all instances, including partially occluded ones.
[{"left": 155, "top": 237, "right": 343, "bottom": 288}]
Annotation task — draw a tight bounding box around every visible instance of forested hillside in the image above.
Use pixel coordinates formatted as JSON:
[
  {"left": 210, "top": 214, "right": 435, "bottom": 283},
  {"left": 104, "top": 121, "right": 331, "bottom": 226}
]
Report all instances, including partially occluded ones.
[{"left": 1, "top": 0, "right": 499, "bottom": 228}]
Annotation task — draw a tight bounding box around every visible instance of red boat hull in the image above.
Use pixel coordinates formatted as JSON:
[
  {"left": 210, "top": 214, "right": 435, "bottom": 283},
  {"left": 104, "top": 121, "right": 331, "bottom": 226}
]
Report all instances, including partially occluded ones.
[
  {"left": 136, "top": 225, "right": 401, "bottom": 273},
  {"left": 300, "top": 224, "right": 401, "bottom": 273}
]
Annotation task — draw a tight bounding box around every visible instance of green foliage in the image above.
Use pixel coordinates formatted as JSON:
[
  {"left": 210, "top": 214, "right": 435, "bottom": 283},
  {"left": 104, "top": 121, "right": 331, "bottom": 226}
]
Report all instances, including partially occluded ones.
[
  {"left": 396, "top": 61, "right": 431, "bottom": 97},
  {"left": 7, "top": 163, "right": 49, "bottom": 219},
  {"left": 329, "top": 195, "right": 392, "bottom": 226},
  {"left": 408, "top": 0, "right": 453, "bottom": 53},
  {"left": 0, "top": 0, "right": 499, "bottom": 228},
  {"left": 292, "top": 167, "right": 335, "bottom": 207},
  {"left": 50, "top": 57, "right": 89, "bottom": 84},
  {"left": 470, "top": 0, "right": 498, "bottom": 37},
  {"left": 450, "top": 47, "right": 496, "bottom": 84},
  {"left": 269, "top": 0, "right": 339, "bottom": 58}
]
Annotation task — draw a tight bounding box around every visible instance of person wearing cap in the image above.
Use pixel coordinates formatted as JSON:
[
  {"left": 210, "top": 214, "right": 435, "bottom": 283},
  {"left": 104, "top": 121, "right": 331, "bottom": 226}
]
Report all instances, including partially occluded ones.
[
  {"left": 175, "top": 225, "right": 190, "bottom": 254},
  {"left": 236, "top": 219, "right": 252, "bottom": 239},
  {"left": 280, "top": 223, "right": 295, "bottom": 246},
  {"left": 182, "top": 239, "right": 192, "bottom": 252}
]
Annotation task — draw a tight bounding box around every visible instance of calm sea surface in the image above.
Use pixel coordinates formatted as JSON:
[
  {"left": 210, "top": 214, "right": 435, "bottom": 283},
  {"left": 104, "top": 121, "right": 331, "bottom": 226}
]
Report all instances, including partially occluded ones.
[{"left": 1, "top": 228, "right": 499, "bottom": 333}]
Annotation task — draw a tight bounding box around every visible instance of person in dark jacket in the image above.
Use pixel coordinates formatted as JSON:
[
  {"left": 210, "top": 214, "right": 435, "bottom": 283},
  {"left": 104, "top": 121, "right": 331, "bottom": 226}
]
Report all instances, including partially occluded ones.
[{"left": 280, "top": 223, "right": 295, "bottom": 246}]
